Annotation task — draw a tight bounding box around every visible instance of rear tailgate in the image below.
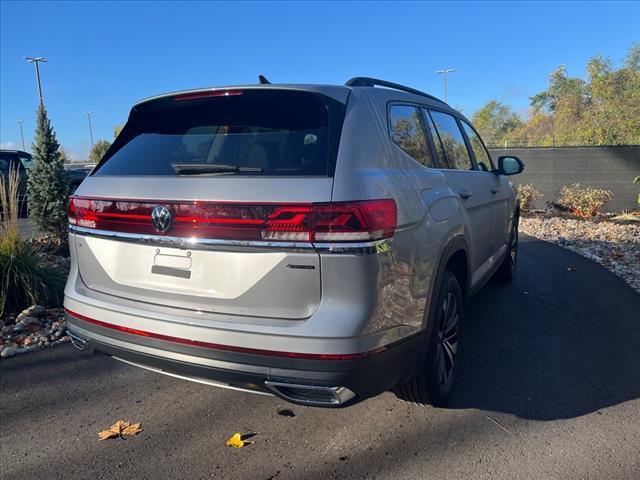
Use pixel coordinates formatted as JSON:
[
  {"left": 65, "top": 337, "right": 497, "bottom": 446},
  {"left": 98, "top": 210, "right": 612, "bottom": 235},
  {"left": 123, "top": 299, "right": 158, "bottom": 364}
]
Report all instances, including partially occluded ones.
[
  {"left": 72, "top": 178, "right": 333, "bottom": 319},
  {"left": 71, "top": 88, "right": 346, "bottom": 320}
]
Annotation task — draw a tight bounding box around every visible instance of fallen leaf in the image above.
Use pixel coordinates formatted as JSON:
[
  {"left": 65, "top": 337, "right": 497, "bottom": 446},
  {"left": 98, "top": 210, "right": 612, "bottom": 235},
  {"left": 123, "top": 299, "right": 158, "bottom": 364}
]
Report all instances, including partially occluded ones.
[
  {"left": 98, "top": 420, "right": 142, "bottom": 440},
  {"left": 98, "top": 429, "right": 120, "bottom": 441},
  {"left": 225, "top": 432, "right": 254, "bottom": 448},
  {"left": 122, "top": 423, "right": 142, "bottom": 436}
]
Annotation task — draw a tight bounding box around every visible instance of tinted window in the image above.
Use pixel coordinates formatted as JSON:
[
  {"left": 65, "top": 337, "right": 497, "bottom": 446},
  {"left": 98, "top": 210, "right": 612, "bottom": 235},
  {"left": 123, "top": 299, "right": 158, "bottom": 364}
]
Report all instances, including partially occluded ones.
[
  {"left": 461, "top": 121, "right": 492, "bottom": 172},
  {"left": 428, "top": 111, "right": 473, "bottom": 170},
  {"left": 18, "top": 154, "right": 34, "bottom": 171},
  {"left": 388, "top": 105, "right": 434, "bottom": 167},
  {"left": 94, "top": 90, "right": 343, "bottom": 176},
  {"left": 0, "top": 154, "right": 20, "bottom": 174},
  {"left": 422, "top": 109, "right": 446, "bottom": 168}
]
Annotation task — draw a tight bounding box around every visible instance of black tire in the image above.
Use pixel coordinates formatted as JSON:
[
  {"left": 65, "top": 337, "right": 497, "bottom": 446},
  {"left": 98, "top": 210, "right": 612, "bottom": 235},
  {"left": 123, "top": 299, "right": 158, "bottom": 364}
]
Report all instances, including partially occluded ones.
[
  {"left": 394, "top": 269, "right": 463, "bottom": 407},
  {"left": 494, "top": 212, "right": 519, "bottom": 283}
]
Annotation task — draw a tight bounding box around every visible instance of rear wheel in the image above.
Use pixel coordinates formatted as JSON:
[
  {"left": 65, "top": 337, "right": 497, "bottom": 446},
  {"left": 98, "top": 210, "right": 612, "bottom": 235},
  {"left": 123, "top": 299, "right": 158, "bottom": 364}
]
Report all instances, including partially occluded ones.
[
  {"left": 394, "top": 269, "right": 463, "bottom": 407},
  {"left": 494, "top": 212, "right": 519, "bottom": 283}
]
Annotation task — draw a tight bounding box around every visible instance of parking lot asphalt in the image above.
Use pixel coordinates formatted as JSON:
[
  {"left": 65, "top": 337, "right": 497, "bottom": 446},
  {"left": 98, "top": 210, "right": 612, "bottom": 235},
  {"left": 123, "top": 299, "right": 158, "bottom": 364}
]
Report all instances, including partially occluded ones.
[{"left": 1, "top": 235, "right": 639, "bottom": 480}]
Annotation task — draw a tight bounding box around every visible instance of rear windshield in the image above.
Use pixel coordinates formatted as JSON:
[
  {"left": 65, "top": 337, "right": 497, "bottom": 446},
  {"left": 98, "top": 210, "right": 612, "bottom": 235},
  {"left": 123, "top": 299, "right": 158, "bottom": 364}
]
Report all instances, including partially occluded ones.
[{"left": 93, "top": 90, "right": 345, "bottom": 177}]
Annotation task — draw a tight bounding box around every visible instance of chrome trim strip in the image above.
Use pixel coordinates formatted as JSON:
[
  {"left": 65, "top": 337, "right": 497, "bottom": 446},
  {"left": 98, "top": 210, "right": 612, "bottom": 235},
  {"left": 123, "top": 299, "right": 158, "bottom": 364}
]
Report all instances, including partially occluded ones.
[
  {"left": 113, "top": 356, "right": 273, "bottom": 397},
  {"left": 69, "top": 225, "right": 390, "bottom": 254},
  {"left": 313, "top": 239, "right": 391, "bottom": 255},
  {"left": 69, "top": 225, "right": 315, "bottom": 251}
]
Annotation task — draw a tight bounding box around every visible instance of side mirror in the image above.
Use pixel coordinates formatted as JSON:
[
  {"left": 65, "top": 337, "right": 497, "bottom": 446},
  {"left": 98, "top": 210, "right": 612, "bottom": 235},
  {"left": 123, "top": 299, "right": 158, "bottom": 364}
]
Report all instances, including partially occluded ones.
[{"left": 497, "top": 156, "right": 524, "bottom": 176}]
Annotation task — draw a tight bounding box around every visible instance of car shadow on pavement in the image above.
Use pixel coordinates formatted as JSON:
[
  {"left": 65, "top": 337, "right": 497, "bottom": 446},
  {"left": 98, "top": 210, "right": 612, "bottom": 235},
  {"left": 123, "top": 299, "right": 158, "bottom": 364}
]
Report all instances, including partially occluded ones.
[{"left": 449, "top": 235, "right": 640, "bottom": 420}]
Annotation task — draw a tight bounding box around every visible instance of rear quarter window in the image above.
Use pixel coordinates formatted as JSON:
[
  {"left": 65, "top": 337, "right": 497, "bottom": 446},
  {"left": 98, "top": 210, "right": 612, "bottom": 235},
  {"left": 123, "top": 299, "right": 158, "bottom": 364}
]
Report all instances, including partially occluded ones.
[
  {"left": 94, "top": 90, "right": 344, "bottom": 177},
  {"left": 388, "top": 105, "right": 434, "bottom": 168}
]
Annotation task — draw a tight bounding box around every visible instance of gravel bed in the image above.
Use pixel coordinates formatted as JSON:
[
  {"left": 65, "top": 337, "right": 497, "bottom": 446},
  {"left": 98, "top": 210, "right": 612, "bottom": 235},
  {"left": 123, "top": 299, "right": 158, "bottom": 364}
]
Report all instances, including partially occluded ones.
[
  {"left": 0, "top": 305, "right": 69, "bottom": 359},
  {"left": 520, "top": 215, "right": 640, "bottom": 292}
]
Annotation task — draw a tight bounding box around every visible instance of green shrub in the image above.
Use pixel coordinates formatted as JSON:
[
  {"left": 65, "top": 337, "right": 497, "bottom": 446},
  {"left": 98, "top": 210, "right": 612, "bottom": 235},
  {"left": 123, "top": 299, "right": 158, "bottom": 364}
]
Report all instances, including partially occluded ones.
[
  {"left": 517, "top": 184, "right": 543, "bottom": 211},
  {"left": 555, "top": 183, "right": 614, "bottom": 217},
  {"left": 0, "top": 232, "right": 66, "bottom": 316},
  {"left": 1, "top": 167, "right": 66, "bottom": 317}
]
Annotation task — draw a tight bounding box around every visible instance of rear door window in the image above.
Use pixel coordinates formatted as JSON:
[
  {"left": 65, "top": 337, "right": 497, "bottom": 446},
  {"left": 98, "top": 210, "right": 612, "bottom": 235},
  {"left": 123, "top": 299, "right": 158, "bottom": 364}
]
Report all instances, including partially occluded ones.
[
  {"left": 422, "top": 109, "right": 447, "bottom": 168},
  {"left": 428, "top": 110, "right": 474, "bottom": 170},
  {"left": 388, "top": 105, "right": 434, "bottom": 168},
  {"left": 93, "top": 90, "right": 344, "bottom": 177},
  {"left": 461, "top": 121, "right": 493, "bottom": 172}
]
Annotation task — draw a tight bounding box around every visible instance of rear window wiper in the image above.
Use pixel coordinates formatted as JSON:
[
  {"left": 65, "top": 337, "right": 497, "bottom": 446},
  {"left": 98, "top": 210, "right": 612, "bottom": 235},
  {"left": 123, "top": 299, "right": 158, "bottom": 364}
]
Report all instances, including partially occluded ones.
[{"left": 171, "top": 163, "right": 264, "bottom": 175}]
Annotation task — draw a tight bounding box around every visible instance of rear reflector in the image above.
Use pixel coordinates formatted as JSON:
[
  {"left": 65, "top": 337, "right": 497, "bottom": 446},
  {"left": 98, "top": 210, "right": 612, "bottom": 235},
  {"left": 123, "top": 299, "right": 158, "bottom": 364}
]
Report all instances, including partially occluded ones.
[
  {"left": 68, "top": 197, "right": 396, "bottom": 243},
  {"left": 65, "top": 308, "right": 386, "bottom": 360}
]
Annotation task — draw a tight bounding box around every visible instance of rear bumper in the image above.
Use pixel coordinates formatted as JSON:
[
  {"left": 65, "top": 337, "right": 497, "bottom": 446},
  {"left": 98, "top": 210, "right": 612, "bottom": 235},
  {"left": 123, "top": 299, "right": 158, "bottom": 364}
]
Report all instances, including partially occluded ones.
[{"left": 66, "top": 311, "right": 424, "bottom": 407}]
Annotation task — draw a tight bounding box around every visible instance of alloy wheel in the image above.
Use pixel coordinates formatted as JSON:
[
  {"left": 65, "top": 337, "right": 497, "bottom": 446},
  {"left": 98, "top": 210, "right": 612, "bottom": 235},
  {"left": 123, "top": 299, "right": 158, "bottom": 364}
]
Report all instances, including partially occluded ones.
[{"left": 436, "top": 291, "right": 459, "bottom": 385}]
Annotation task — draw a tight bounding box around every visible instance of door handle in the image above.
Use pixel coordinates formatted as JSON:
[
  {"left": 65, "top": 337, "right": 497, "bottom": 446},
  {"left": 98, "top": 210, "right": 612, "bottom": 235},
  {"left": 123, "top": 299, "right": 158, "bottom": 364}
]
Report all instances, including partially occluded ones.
[
  {"left": 491, "top": 188, "right": 499, "bottom": 194},
  {"left": 458, "top": 189, "right": 472, "bottom": 199}
]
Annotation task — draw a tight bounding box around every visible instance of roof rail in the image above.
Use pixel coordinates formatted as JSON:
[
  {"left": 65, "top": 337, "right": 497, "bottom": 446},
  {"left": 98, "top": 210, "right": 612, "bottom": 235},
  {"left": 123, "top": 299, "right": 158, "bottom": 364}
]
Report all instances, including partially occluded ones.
[{"left": 345, "top": 77, "right": 445, "bottom": 103}]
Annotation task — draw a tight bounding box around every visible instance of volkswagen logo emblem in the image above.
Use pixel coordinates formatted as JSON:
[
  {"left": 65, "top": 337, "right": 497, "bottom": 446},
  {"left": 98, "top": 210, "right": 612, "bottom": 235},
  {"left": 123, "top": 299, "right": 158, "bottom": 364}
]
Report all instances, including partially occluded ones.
[{"left": 151, "top": 205, "right": 173, "bottom": 233}]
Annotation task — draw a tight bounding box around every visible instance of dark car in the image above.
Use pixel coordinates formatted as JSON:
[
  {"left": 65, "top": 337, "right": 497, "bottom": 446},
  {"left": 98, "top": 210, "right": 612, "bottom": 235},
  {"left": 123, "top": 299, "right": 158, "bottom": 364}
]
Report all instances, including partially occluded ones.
[
  {"left": 0, "top": 149, "right": 33, "bottom": 216},
  {"left": 65, "top": 163, "right": 94, "bottom": 192}
]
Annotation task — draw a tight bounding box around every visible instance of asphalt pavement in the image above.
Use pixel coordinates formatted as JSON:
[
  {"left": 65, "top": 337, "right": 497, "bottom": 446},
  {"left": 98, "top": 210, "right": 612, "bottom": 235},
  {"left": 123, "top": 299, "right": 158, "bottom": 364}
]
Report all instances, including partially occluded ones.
[{"left": 1, "top": 235, "right": 639, "bottom": 480}]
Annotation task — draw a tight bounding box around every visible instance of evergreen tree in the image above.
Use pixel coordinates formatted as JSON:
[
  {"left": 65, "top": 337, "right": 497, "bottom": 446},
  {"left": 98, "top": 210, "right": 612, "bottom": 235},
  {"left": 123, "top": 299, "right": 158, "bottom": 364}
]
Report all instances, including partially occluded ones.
[{"left": 27, "top": 104, "right": 70, "bottom": 241}]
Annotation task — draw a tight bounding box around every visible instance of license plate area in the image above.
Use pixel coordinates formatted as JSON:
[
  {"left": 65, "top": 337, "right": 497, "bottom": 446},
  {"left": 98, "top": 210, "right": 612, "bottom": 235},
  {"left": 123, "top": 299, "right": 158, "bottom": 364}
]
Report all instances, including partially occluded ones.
[{"left": 151, "top": 250, "right": 192, "bottom": 279}]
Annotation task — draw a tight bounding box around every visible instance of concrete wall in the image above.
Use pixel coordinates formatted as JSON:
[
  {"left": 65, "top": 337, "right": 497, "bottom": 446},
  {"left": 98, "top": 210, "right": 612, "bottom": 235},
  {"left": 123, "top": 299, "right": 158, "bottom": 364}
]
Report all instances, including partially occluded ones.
[{"left": 488, "top": 146, "right": 640, "bottom": 212}]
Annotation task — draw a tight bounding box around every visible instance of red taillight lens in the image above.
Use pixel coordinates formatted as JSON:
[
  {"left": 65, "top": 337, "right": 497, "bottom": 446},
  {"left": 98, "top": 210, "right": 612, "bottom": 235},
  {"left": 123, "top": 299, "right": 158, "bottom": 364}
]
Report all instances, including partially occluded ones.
[
  {"left": 68, "top": 197, "right": 396, "bottom": 243},
  {"left": 172, "top": 89, "right": 244, "bottom": 101},
  {"left": 312, "top": 200, "right": 396, "bottom": 242}
]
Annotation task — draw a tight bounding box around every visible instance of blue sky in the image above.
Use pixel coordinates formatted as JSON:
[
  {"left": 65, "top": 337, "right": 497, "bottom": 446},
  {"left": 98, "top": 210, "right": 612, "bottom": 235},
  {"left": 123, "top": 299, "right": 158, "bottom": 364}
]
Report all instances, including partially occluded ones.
[{"left": 1, "top": 1, "right": 638, "bottom": 159}]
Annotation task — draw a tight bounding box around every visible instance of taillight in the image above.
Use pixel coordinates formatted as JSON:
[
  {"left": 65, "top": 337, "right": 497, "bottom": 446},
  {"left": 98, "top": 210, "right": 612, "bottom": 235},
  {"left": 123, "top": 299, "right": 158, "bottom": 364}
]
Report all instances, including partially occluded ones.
[
  {"left": 172, "top": 89, "right": 244, "bottom": 101},
  {"left": 68, "top": 196, "right": 396, "bottom": 243},
  {"left": 312, "top": 200, "right": 396, "bottom": 242}
]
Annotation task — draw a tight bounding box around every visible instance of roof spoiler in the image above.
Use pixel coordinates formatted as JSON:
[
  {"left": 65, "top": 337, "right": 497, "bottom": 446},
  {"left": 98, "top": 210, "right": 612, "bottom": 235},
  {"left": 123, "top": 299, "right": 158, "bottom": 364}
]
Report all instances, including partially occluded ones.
[{"left": 345, "top": 77, "right": 445, "bottom": 104}]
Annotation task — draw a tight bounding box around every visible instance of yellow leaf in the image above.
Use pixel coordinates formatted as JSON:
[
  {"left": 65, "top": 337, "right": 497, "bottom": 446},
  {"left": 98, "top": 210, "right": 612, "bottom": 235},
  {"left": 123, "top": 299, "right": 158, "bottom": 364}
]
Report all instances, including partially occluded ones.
[{"left": 226, "top": 432, "right": 253, "bottom": 448}]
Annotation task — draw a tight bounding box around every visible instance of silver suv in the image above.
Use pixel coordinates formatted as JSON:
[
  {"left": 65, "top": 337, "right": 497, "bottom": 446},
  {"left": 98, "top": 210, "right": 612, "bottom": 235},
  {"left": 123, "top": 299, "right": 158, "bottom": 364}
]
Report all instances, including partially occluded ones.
[{"left": 65, "top": 77, "right": 523, "bottom": 407}]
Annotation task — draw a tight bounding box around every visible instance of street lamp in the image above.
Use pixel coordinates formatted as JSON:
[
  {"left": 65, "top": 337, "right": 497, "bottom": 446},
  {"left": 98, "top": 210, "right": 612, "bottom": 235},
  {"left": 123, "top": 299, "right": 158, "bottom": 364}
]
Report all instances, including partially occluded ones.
[
  {"left": 23, "top": 56, "right": 48, "bottom": 105},
  {"left": 85, "top": 111, "right": 94, "bottom": 150},
  {"left": 435, "top": 68, "right": 456, "bottom": 103},
  {"left": 17, "top": 120, "right": 26, "bottom": 151}
]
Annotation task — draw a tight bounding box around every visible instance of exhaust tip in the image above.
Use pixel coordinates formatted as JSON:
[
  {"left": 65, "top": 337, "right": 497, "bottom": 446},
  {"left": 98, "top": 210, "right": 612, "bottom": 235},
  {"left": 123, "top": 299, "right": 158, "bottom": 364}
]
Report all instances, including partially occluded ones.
[
  {"left": 264, "top": 381, "right": 355, "bottom": 406},
  {"left": 67, "top": 330, "right": 90, "bottom": 352}
]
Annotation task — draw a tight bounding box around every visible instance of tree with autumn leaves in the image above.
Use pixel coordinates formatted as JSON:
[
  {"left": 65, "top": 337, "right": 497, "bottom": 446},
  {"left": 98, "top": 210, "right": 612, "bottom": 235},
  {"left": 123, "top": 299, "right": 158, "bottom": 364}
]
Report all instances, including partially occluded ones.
[{"left": 472, "top": 43, "right": 640, "bottom": 147}]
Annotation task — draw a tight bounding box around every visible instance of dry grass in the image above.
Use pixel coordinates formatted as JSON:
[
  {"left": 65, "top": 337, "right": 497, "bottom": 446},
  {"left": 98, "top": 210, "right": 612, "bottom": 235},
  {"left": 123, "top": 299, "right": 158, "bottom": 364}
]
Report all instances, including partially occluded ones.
[
  {"left": 611, "top": 211, "right": 640, "bottom": 223},
  {"left": 0, "top": 166, "right": 20, "bottom": 235}
]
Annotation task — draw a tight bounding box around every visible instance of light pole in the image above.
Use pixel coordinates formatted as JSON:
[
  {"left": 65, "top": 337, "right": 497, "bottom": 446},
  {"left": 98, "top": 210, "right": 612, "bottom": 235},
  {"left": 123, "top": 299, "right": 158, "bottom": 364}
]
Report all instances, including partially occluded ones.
[
  {"left": 85, "top": 111, "right": 94, "bottom": 150},
  {"left": 17, "top": 120, "right": 26, "bottom": 151},
  {"left": 23, "top": 56, "right": 48, "bottom": 105},
  {"left": 435, "top": 68, "right": 456, "bottom": 103}
]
